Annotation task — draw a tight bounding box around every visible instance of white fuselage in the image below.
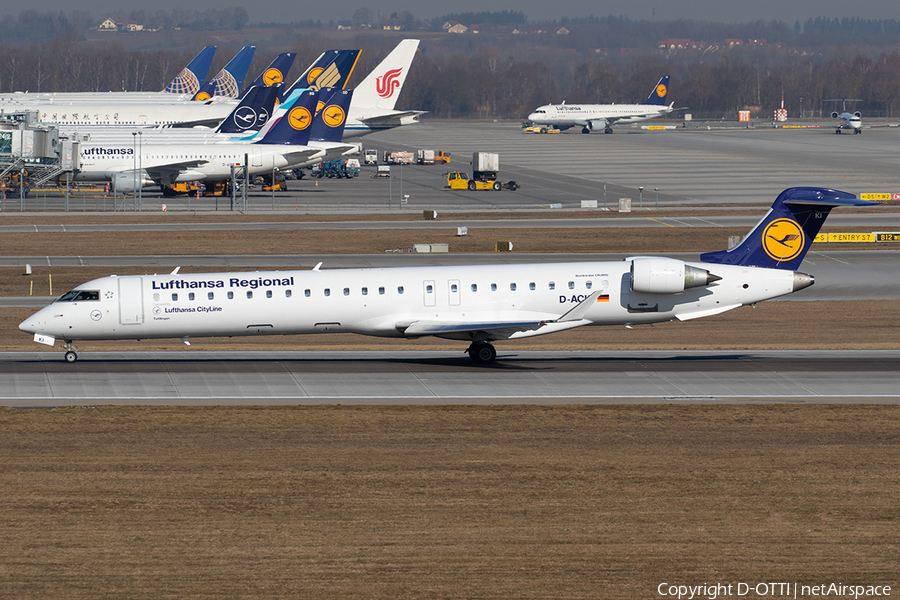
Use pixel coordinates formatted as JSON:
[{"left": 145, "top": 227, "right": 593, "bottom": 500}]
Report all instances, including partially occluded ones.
[
  {"left": 20, "top": 260, "right": 803, "bottom": 345},
  {"left": 528, "top": 103, "right": 672, "bottom": 130}
]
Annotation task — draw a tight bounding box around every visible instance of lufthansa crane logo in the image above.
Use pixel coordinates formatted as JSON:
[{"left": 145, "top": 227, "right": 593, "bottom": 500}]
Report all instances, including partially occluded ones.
[
  {"left": 322, "top": 105, "right": 346, "bottom": 128},
  {"left": 288, "top": 106, "right": 312, "bottom": 130},
  {"left": 656, "top": 83, "right": 667, "bottom": 98},
  {"left": 263, "top": 68, "right": 284, "bottom": 86},
  {"left": 762, "top": 218, "right": 805, "bottom": 262},
  {"left": 194, "top": 91, "right": 212, "bottom": 101},
  {"left": 307, "top": 67, "right": 324, "bottom": 85}
]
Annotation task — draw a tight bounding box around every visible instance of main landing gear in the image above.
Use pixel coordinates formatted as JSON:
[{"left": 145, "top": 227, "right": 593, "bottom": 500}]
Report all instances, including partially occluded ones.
[
  {"left": 63, "top": 340, "right": 78, "bottom": 363},
  {"left": 466, "top": 341, "right": 497, "bottom": 364}
]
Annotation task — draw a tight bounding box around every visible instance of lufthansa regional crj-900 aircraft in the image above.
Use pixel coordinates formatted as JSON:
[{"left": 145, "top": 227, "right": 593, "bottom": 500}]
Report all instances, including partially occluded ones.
[
  {"left": 527, "top": 76, "right": 675, "bottom": 134},
  {"left": 20, "top": 188, "right": 875, "bottom": 364}
]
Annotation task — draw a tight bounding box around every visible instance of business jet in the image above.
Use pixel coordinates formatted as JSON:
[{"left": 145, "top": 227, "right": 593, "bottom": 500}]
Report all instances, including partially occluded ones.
[
  {"left": 20, "top": 187, "right": 875, "bottom": 364},
  {"left": 528, "top": 76, "right": 674, "bottom": 134},
  {"left": 71, "top": 88, "right": 353, "bottom": 194}
]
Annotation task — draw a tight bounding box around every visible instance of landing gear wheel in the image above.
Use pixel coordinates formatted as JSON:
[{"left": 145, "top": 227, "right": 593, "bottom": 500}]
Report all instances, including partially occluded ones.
[
  {"left": 582, "top": 127, "right": 590, "bottom": 134},
  {"left": 604, "top": 127, "right": 613, "bottom": 134},
  {"left": 836, "top": 129, "right": 842, "bottom": 134},
  {"left": 64, "top": 351, "right": 78, "bottom": 363},
  {"left": 467, "top": 342, "right": 497, "bottom": 364}
]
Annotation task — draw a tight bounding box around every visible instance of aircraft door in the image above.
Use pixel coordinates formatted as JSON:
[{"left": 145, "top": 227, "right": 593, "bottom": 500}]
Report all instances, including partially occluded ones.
[
  {"left": 423, "top": 280, "right": 436, "bottom": 307},
  {"left": 118, "top": 276, "right": 144, "bottom": 324},
  {"left": 448, "top": 279, "right": 460, "bottom": 306}
]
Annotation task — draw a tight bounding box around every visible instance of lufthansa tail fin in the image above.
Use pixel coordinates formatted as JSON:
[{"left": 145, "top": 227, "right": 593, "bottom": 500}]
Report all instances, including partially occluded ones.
[
  {"left": 351, "top": 39, "right": 419, "bottom": 111},
  {"left": 282, "top": 50, "right": 360, "bottom": 100},
  {"left": 243, "top": 52, "right": 297, "bottom": 93},
  {"left": 254, "top": 90, "right": 319, "bottom": 146},
  {"left": 215, "top": 84, "right": 281, "bottom": 134},
  {"left": 206, "top": 45, "right": 257, "bottom": 98},
  {"left": 700, "top": 187, "right": 879, "bottom": 270},
  {"left": 164, "top": 46, "right": 217, "bottom": 94},
  {"left": 309, "top": 88, "right": 353, "bottom": 143},
  {"left": 644, "top": 75, "right": 670, "bottom": 106}
]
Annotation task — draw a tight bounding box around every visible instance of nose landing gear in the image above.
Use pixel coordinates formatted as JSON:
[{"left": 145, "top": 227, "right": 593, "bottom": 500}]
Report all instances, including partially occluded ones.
[{"left": 63, "top": 340, "right": 79, "bottom": 363}]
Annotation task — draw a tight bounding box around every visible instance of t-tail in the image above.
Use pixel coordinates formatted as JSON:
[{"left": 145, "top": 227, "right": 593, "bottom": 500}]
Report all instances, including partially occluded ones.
[
  {"left": 352, "top": 39, "right": 419, "bottom": 111},
  {"left": 281, "top": 50, "right": 361, "bottom": 101},
  {"left": 254, "top": 90, "right": 319, "bottom": 145},
  {"left": 644, "top": 75, "right": 670, "bottom": 106},
  {"left": 215, "top": 85, "right": 281, "bottom": 134},
  {"left": 203, "top": 45, "right": 257, "bottom": 98},
  {"left": 700, "top": 187, "right": 879, "bottom": 270},
  {"left": 308, "top": 88, "right": 353, "bottom": 143},
  {"left": 164, "top": 46, "right": 217, "bottom": 94}
]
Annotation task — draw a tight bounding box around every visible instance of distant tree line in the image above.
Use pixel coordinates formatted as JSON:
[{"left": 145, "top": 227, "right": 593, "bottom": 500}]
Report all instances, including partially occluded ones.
[{"left": 3, "top": 20, "right": 900, "bottom": 119}]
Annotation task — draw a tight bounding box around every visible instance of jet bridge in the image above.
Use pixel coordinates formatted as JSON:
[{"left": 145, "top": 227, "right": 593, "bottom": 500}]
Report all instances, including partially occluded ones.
[{"left": 0, "top": 110, "right": 79, "bottom": 199}]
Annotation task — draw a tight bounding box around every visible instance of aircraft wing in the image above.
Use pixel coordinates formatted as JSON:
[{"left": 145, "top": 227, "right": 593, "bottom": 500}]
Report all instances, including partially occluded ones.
[
  {"left": 356, "top": 110, "right": 427, "bottom": 125},
  {"left": 143, "top": 160, "right": 209, "bottom": 185},
  {"left": 279, "top": 148, "right": 326, "bottom": 167},
  {"left": 399, "top": 319, "right": 549, "bottom": 338}
]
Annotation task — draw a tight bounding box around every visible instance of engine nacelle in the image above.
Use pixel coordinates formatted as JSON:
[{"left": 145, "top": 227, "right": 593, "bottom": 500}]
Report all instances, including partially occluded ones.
[
  {"left": 854, "top": 111, "right": 862, "bottom": 118},
  {"left": 111, "top": 172, "right": 152, "bottom": 194},
  {"left": 831, "top": 112, "right": 839, "bottom": 119},
  {"left": 630, "top": 258, "right": 720, "bottom": 294},
  {"left": 588, "top": 119, "right": 608, "bottom": 130}
]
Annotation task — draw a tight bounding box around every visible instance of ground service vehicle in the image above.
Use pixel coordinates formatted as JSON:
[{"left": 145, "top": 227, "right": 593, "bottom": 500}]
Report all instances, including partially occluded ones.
[
  {"left": 472, "top": 152, "right": 499, "bottom": 181},
  {"left": 364, "top": 149, "right": 378, "bottom": 164},
  {"left": 434, "top": 150, "right": 451, "bottom": 164},
  {"left": 416, "top": 150, "right": 435, "bottom": 164},
  {"left": 446, "top": 171, "right": 515, "bottom": 191}
]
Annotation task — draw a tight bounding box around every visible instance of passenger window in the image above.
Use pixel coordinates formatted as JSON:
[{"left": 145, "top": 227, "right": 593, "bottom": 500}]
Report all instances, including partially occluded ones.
[
  {"left": 305, "top": 289, "right": 311, "bottom": 297},
  {"left": 266, "top": 290, "right": 273, "bottom": 298},
  {"left": 586, "top": 281, "right": 592, "bottom": 289},
  {"left": 208, "top": 292, "right": 214, "bottom": 300},
  {"left": 471, "top": 284, "right": 477, "bottom": 292},
  {"left": 227, "top": 291, "right": 234, "bottom": 300},
  {"left": 568, "top": 281, "right": 575, "bottom": 289},
  {"left": 153, "top": 293, "right": 160, "bottom": 301},
  {"left": 343, "top": 288, "right": 350, "bottom": 296},
  {"left": 324, "top": 289, "right": 331, "bottom": 296},
  {"left": 451, "top": 284, "right": 458, "bottom": 293},
  {"left": 246, "top": 291, "right": 253, "bottom": 299},
  {"left": 379, "top": 287, "right": 385, "bottom": 295},
  {"left": 529, "top": 282, "right": 536, "bottom": 290},
  {"left": 286, "top": 290, "right": 292, "bottom": 298},
  {"left": 426, "top": 285, "right": 433, "bottom": 293},
  {"left": 510, "top": 283, "right": 517, "bottom": 291},
  {"left": 189, "top": 292, "right": 195, "bottom": 301},
  {"left": 398, "top": 286, "right": 404, "bottom": 294},
  {"left": 491, "top": 283, "right": 497, "bottom": 292},
  {"left": 172, "top": 293, "right": 178, "bottom": 301},
  {"left": 362, "top": 287, "right": 368, "bottom": 296}
]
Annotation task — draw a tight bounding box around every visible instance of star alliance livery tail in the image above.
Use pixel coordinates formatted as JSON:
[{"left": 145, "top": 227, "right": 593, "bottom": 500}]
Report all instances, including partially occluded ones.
[
  {"left": 164, "top": 46, "right": 217, "bottom": 94},
  {"left": 191, "top": 46, "right": 256, "bottom": 99},
  {"left": 644, "top": 75, "right": 670, "bottom": 106},
  {"left": 351, "top": 39, "right": 419, "bottom": 111},
  {"left": 700, "top": 187, "right": 879, "bottom": 270}
]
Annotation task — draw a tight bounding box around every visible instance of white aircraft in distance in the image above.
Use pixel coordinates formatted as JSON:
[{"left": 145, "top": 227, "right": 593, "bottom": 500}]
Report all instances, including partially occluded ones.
[
  {"left": 20, "top": 187, "right": 876, "bottom": 364},
  {"left": 827, "top": 99, "right": 864, "bottom": 134},
  {"left": 527, "top": 76, "right": 675, "bottom": 134}
]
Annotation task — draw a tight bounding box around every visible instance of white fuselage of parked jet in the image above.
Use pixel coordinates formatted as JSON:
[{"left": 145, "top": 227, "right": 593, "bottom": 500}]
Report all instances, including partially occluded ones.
[{"left": 528, "top": 102, "right": 673, "bottom": 132}]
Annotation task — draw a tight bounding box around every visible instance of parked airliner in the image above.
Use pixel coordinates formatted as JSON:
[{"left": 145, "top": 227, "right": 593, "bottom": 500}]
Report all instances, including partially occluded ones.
[
  {"left": 19, "top": 187, "right": 875, "bottom": 364},
  {"left": 527, "top": 76, "right": 674, "bottom": 134}
]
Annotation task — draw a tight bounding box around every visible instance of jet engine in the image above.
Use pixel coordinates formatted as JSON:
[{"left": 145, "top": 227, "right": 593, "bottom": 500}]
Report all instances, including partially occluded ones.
[
  {"left": 587, "top": 119, "right": 608, "bottom": 131},
  {"left": 111, "top": 172, "right": 152, "bottom": 194},
  {"left": 854, "top": 111, "right": 862, "bottom": 118},
  {"left": 831, "top": 112, "right": 839, "bottom": 119},
  {"left": 630, "top": 258, "right": 720, "bottom": 294}
]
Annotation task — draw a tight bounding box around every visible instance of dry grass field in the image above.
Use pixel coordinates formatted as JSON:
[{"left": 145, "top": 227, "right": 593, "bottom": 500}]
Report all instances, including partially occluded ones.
[
  {"left": 1, "top": 405, "right": 898, "bottom": 599},
  {"left": 2, "top": 212, "right": 897, "bottom": 598}
]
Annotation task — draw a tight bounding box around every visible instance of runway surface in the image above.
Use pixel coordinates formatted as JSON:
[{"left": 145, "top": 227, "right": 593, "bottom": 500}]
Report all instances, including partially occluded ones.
[{"left": 2, "top": 350, "right": 899, "bottom": 406}]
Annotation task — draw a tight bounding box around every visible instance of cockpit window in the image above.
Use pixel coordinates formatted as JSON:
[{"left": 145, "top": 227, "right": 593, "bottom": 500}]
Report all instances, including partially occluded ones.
[{"left": 57, "top": 290, "right": 100, "bottom": 302}]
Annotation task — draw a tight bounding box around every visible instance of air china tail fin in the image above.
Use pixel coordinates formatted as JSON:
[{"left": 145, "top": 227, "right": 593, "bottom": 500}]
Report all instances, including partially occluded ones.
[
  {"left": 352, "top": 39, "right": 419, "bottom": 110},
  {"left": 164, "top": 46, "right": 217, "bottom": 94},
  {"left": 254, "top": 90, "right": 319, "bottom": 145},
  {"left": 215, "top": 85, "right": 281, "bottom": 134},
  {"left": 282, "top": 50, "right": 360, "bottom": 100},
  {"left": 308, "top": 88, "right": 353, "bottom": 142},
  {"left": 644, "top": 75, "right": 670, "bottom": 106},
  {"left": 205, "top": 45, "right": 257, "bottom": 98},
  {"left": 243, "top": 52, "right": 297, "bottom": 93},
  {"left": 700, "top": 187, "right": 879, "bottom": 270}
]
